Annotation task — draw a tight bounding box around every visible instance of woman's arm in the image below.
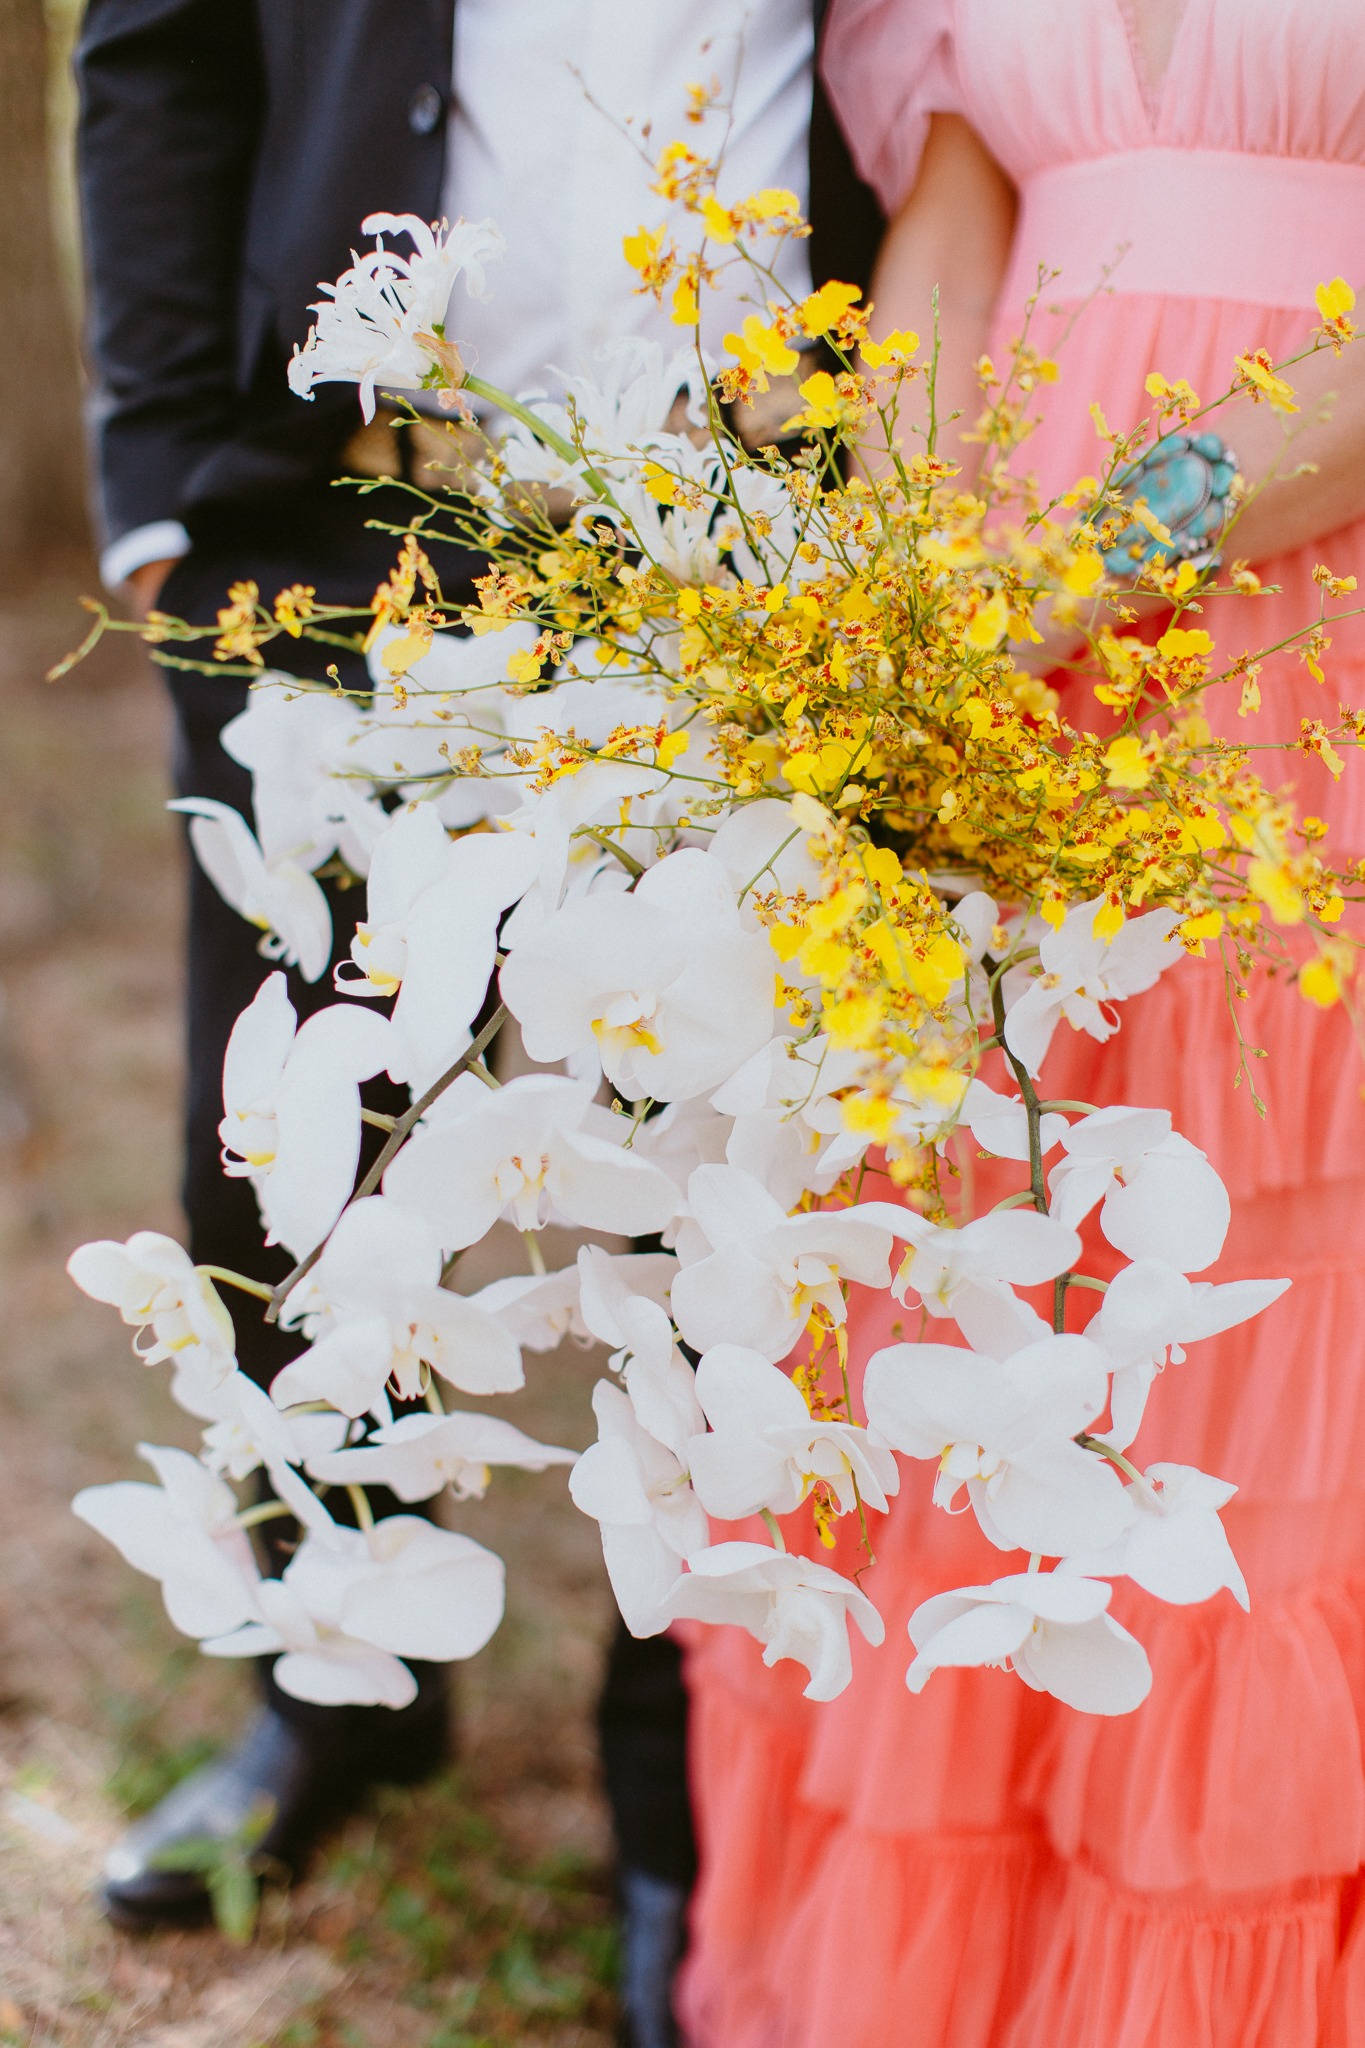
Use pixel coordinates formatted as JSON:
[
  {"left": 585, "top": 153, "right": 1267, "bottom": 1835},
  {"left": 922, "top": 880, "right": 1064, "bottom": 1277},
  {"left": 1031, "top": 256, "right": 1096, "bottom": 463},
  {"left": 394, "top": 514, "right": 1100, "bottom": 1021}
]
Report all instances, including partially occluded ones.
[
  {"left": 1219, "top": 349, "right": 1365, "bottom": 567},
  {"left": 862, "top": 114, "right": 1017, "bottom": 477}
]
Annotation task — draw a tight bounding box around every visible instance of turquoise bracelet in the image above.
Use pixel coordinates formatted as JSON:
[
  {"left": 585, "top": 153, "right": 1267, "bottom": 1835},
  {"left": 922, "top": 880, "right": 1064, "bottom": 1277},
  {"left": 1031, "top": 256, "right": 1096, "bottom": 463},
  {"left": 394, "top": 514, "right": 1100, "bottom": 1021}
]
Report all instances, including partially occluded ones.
[{"left": 1097, "top": 430, "right": 1237, "bottom": 581}]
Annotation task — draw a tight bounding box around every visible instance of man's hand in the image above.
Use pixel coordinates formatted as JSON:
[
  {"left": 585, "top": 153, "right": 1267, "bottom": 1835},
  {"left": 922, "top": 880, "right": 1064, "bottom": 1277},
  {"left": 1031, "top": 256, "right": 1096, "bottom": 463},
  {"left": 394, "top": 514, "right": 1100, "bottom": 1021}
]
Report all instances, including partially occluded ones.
[{"left": 125, "top": 556, "right": 177, "bottom": 617}]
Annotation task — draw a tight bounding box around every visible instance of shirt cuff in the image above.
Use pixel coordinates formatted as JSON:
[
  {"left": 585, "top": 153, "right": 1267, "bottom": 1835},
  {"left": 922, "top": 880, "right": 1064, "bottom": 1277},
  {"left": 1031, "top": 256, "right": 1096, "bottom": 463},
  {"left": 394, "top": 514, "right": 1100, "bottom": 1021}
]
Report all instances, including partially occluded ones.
[{"left": 100, "top": 519, "right": 192, "bottom": 593}]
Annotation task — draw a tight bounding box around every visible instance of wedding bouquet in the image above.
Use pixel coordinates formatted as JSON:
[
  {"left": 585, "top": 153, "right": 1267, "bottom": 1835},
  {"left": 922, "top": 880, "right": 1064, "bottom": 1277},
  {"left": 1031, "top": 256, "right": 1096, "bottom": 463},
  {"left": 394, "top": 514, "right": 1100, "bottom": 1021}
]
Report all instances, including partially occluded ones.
[{"left": 66, "top": 142, "right": 1365, "bottom": 1717}]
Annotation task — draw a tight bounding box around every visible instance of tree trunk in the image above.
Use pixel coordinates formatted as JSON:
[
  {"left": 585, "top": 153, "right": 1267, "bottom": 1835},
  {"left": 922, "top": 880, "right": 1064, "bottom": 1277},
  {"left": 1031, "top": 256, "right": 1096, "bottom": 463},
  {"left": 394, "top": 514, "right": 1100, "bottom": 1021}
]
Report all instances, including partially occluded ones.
[{"left": 0, "top": 0, "right": 91, "bottom": 584}]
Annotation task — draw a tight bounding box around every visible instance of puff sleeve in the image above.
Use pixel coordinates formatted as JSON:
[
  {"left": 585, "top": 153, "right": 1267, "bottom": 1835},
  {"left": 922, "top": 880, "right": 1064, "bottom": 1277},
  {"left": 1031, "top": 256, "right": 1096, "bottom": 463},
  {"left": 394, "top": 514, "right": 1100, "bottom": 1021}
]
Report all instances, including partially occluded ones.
[{"left": 819, "top": 0, "right": 962, "bottom": 215}]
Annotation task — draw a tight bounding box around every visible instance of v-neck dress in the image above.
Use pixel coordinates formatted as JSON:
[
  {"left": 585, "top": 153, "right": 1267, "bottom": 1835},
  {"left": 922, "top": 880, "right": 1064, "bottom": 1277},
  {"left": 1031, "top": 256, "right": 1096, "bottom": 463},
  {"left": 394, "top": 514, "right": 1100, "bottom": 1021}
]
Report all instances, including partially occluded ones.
[{"left": 679, "top": 5, "right": 1365, "bottom": 2043}]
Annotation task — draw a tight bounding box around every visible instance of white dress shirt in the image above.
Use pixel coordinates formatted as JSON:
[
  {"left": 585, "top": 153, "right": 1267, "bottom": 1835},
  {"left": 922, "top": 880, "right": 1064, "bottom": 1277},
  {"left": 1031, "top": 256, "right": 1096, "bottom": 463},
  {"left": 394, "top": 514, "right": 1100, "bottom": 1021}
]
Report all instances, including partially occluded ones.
[
  {"left": 443, "top": 0, "right": 814, "bottom": 407},
  {"left": 103, "top": 0, "right": 814, "bottom": 587}
]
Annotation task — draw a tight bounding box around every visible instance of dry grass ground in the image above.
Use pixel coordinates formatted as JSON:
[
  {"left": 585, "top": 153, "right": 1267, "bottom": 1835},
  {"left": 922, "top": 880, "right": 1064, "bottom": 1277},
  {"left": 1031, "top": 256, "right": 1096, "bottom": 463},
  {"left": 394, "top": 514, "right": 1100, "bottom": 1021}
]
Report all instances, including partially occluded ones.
[{"left": 0, "top": 572, "right": 620, "bottom": 2048}]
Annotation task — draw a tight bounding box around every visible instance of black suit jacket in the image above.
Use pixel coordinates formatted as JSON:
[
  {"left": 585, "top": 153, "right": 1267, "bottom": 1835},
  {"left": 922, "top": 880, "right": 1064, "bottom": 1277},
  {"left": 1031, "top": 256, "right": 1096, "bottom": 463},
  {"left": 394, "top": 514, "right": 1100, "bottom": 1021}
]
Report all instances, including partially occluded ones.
[{"left": 76, "top": 0, "right": 883, "bottom": 552}]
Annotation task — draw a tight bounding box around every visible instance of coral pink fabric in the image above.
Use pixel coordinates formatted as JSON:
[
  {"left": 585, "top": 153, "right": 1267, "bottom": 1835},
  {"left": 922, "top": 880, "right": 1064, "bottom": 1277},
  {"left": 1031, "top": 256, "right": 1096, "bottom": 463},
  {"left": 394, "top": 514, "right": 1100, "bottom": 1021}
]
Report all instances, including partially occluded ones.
[{"left": 679, "top": 4, "right": 1365, "bottom": 2042}]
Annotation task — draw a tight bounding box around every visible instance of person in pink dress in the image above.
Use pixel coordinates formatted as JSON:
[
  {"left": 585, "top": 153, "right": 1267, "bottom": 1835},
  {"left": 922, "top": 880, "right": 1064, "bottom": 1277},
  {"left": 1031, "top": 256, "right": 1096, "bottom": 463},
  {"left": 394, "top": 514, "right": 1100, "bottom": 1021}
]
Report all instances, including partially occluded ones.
[{"left": 679, "top": 4, "right": 1365, "bottom": 2042}]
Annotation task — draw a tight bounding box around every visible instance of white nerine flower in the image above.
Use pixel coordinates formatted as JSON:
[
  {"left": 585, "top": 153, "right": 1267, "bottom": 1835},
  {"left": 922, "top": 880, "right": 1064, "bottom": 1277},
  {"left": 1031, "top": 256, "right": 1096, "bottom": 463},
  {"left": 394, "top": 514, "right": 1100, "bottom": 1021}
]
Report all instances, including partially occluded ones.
[
  {"left": 569, "top": 1379, "right": 708, "bottom": 1636},
  {"left": 499, "top": 848, "right": 777, "bottom": 1101},
  {"left": 306, "top": 1410, "right": 575, "bottom": 1503},
  {"left": 169, "top": 797, "right": 333, "bottom": 983},
  {"left": 660, "top": 1542, "right": 886, "bottom": 1702},
  {"left": 288, "top": 212, "right": 506, "bottom": 423},
  {"left": 671, "top": 1165, "right": 895, "bottom": 1362},
  {"left": 907, "top": 1572, "right": 1152, "bottom": 1713},
  {"left": 1002, "top": 901, "right": 1182, "bottom": 1077},
  {"left": 336, "top": 804, "right": 535, "bottom": 1090},
  {"left": 686, "top": 1344, "right": 899, "bottom": 1522},
  {"left": 1048, "top": 1106, "right": 1231, "bottom": 1273},
  {"left": 66, "top": 1231, "right": 237, "bottom": 1385},
  {"left": 73, "top": 1444, "right": 260, "bottom": 1640},
  {"left": 273, "top": 1195, "right": 523, "bottom": 1415},
  {"left": 864, "top": 1333, "right": 1129, "bottom": 1557},
  {"left": 219, "top": 974, "right": 394, "bottom": 1260},
  {"left": 382, "top": 1073, "right": 679, "bottom": 1252}
]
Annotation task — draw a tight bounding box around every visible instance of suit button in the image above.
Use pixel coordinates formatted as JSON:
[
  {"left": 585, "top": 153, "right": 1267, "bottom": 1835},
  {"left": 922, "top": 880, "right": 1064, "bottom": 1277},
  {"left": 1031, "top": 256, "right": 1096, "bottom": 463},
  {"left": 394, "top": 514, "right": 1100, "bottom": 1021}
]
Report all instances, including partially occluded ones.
[{"left": 408, "top": 83, "right": 444, "bottom": 136}]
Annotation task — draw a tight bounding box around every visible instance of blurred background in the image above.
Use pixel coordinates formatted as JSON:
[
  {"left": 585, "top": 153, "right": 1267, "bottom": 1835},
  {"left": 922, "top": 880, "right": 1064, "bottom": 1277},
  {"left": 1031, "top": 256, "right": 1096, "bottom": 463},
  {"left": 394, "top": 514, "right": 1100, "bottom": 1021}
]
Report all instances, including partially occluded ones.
[{"left": 0, "top": 6, "right": 618, "bottom": 2041}]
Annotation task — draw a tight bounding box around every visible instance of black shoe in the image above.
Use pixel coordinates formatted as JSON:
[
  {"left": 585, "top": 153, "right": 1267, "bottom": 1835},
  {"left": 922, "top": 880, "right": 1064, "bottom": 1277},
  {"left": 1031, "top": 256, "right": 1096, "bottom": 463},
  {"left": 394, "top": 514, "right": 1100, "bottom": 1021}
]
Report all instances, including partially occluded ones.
[
  {"left": 618, "top": 1867, "right": 688, "bottom": 2048},
  {"left": 100, "top": 1702, "right": 446, "bottom": 1931}
]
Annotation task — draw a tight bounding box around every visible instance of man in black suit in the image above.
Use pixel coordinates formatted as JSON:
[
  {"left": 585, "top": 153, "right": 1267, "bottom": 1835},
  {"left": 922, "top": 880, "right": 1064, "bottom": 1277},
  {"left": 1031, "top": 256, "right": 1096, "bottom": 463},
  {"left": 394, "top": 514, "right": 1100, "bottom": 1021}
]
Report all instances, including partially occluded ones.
[{"left": 76, "top": 3, "right": 881, "bottom": 2030}]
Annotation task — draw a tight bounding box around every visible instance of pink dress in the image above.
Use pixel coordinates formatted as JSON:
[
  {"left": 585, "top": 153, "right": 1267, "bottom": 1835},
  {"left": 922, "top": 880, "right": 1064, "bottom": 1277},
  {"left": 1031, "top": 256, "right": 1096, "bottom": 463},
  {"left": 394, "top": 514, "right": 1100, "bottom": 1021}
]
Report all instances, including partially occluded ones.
[{"left": 680, "top": 4, "right": 1365, "bottom": 2043}]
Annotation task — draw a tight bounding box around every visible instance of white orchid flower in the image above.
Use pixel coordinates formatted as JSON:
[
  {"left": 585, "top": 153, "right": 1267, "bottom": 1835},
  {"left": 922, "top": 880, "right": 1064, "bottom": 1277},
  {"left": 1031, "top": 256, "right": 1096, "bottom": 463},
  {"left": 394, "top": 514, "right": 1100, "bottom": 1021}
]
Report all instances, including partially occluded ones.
[
  {"left": 336, "top": 804, "right": 535, "bottom": 1090},
  {"left": 907, "top": 1571, "right": 1152, "bottom": 1714},
  {"left": 465, "top": 1264, "right": 588, "bottom": 1351},
  {"left": 169, "top": 797, "right": 333, "bottom": 983},
  {"left": 659, "top": 1541, "right": 885, "bottom": 1702},
  {"left": 288, "top": 212, "right": 506, "bottom": 422},
  {"left": 671, "top": 1165, "right": 895, "bottom": 1363},
  {"left": 686, "top": 1344, "right": 899, "bottom": 1522},
  {"left": 1088, "top": 1257, "right": 1290, "bottom": 1448},
  {"left": 499, "top": 848, "right": 777, "bottom": 1102},
  {"left": 706, "top": 798, "right": 824, "bottom": 914},
  {"left": 576, "top": 1244, "right": 699, "bottom": 1459},
  {"left": 503, "top": 757, "right": 671, "bottom": 913},
  {"left": 383, "top": 1072, "right": 678, "bottom": 1253},
  {"left": 306, "top": 1409, "right": 574, "bottom": 1503},
  {"left": 273, "top": 1195, "right": 522, "bottom": 1414},
  {"left": 204, "top": 1575, "right": 418, "bottom": 1708},
  {"left": 1048, "top": 1106, "right": 1232, "bottom": 1273},
  {"left": 219, "top": 683, "right": 381, "bottom": 875},
  {"left": 630, "top": 1096, "right": 733, "bottom": 1213},
  {"left": 66, "top": 1230, "right": 238, "bottom": 1384},
  {"left": 355, "top": 622, "right": 537, "bottom": 827},
  {"left": 207, "top": 1510, "right": 506, "bottom": 1702},
  {"left": 569, "top": 1379, "right": 709, "bottom": 1636},
  {"left": 714, "top": 1036, "right": 870, "bottom": 1206},
  {"left": 856, "top": 1204, "right": 1081, "bottom": 1358},
  {"left": 1002, "top": 900, "right": 1182, "bottom": 1077},
  {"left": 193, "top": 1367, "right": 345, "bottom": 1478},
  {"left": 961, "top": 1078, "right": 1067, "bottom": 1162},
  {"left": 220, "top": 973, "right": 394, "bottom": 1259},
  {"left": 863, "top": 1333, "right": 1129, "bottom": 1557},
  {"left": 73, "top": 1444, "right": 260, "bottom": 1639},
  {"left": 1068, "top": 1462, "right": 1249, "bottom": 1610}
]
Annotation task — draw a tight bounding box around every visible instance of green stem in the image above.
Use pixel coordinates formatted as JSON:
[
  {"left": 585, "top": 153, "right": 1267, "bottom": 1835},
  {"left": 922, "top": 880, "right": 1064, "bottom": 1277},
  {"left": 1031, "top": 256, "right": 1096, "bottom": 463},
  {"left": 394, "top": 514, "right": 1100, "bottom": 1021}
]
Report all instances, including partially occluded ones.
[
  {"left": 235, "top": 1500, "right": 295, "bottom": 1531},
  {"left": 759, "top": 1508, "right": 787, "bottom": 1552},
  {"left": 346, "top": 1483, "right": 375, "bottom": 1534},
  {"left": 197, "top": 1265, "right": 275, "bottom": 1304},
  {"left": 462, "top": 372, "right": 616, "bottom": 505}
]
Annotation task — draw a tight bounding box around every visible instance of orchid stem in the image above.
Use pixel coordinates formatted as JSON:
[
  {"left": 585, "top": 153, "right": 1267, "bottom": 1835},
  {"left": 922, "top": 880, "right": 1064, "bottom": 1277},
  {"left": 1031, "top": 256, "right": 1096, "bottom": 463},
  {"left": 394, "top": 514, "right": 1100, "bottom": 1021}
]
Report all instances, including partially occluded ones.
[
  {"left": 346, "top": 1484, "right": 375, "bottom": 1534},
  {"left": 235, "top": 1500, "right": 294, "bottom": 1531},
  {"left": 760, "top": 1508, "right": 787, "bottom": 1552},
  {"left": 197, "top": 1265, "right": 276, "bottom": 1304},
  {"left": 266, "top": 1001, "right": 509, "bottom": 1320}
]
